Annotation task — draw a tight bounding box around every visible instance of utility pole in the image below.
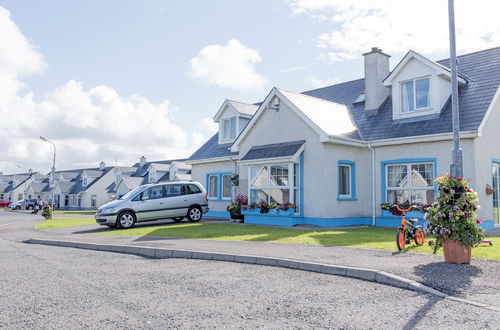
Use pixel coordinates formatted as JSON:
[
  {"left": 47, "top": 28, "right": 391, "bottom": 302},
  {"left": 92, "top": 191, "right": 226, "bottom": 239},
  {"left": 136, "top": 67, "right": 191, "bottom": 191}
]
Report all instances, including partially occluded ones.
[{"left": 448, "top": 0, "right": 463, "bottom": 177}]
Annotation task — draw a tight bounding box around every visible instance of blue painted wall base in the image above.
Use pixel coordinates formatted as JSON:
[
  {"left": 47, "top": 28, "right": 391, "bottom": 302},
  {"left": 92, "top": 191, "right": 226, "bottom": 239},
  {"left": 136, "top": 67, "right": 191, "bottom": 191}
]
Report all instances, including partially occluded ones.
[{"left": 205, "top": 211, "right": 230, "bottom": 218}]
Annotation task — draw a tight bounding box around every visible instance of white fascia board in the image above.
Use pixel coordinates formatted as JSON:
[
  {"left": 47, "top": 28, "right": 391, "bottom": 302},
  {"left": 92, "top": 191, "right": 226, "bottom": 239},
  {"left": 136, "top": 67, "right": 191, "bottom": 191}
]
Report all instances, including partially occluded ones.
[
  {"left": 321, "top": 135, "right": 365, "bottom": 147},
  {"left": 369, "top": 131, "right": 478, "bottom": 146},
  {"left": 384, "top": 50, "right": 466, "bottom": 86},
  {"left": 184, "top": 156, "right": 238, "bottom": 165},
  {"left": 213, "top": 100, "right": 231, "bottom": 122},
  {"left": 477, "top": 86, "right": 500, "bottom": 137}
]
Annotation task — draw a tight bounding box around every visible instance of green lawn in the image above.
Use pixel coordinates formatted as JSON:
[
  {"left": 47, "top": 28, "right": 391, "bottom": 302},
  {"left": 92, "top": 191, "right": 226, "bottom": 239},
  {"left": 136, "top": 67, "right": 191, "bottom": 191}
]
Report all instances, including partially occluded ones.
[
  {"left": 36, "top": 217, "right": 96, "bottom": 229},
  {"left": 97, "top": 222, "right": 500, "bottom": 260}
]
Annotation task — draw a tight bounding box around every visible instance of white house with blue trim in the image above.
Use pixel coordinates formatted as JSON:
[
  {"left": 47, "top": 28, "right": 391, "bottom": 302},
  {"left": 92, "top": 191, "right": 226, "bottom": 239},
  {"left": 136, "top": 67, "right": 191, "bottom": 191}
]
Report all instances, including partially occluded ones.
[{"left": 188, "top": 47, "right": 500, "bottom": 230}]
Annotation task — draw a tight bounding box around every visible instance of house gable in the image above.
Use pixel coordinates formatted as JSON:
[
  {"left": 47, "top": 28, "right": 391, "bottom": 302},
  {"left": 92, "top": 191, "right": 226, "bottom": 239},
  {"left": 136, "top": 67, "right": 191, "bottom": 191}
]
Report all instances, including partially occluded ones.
[{"left": 213, "top": 99, "right": 257, "bottom": 145}]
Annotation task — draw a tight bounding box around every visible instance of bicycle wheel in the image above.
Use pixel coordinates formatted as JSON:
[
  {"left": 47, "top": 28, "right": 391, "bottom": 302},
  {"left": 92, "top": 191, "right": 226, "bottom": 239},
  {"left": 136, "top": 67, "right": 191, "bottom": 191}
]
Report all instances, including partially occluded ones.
[
  {"left": 414, "top": 228, "right": 425, "bottom": 246},
  {"left": 396, "top": 229, "right": 406, "bottom": 251}
]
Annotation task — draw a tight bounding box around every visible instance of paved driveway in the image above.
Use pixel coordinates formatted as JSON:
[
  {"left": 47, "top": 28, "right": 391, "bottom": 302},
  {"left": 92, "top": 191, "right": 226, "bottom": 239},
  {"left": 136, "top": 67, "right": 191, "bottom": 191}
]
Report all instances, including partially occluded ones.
[{"left": 0, "top": 239, "right": 498, "bottom": 329}]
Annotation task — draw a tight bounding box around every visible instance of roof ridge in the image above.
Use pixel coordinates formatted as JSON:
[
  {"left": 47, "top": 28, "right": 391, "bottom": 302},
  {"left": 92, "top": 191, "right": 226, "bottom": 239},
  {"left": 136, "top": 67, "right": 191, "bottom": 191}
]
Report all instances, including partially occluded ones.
[
  {"left": 278, "top": 87, "right": 347, "bottom": 108},
  {"left": 228, "top": 99, "right": 259, "bottom": 106},
  {"left": 436, "top": 46, "right": 500, "bottom": 63}
]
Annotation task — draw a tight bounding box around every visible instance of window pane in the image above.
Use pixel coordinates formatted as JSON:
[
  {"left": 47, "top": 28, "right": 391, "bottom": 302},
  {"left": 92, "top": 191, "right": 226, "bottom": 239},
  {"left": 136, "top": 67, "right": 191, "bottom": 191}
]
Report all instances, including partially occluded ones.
[
  {"left": 387, "top": 190, "right": 411, "bottom": 204},
  {"left": 250, "top": 166, "right": 268, "bottom": 187},
  {"left": 293, "top": 163, "right": 299, "bottom": 188},
  {"left": 230, "top": 118, "right": 236, "bottom": 139},
  {"left": 146, "top": 185, "right": 164, "bottom": 199},
  {"left": 250, "top": 189, "right": 268, "bottom": 204},
  {"left": 166, "top": 184, "right": 182, "bottom": 197},
  {"left": 401, "top": 81, "right": 414, "bottom": 112},
  {"left": 208, "top": 176, "right": 217, "bottom": 198},
  {"left": 339, "top": 165, "right": 351, "bottom": 196},
  {"left": 411, "top": 190, "right": 434, "bottom": 205},
  {"left": 189, "top": 184, "right": 201, "bottom": 194},
  {"left": 410, "top": 163, "right": 433, "bottom": 187},
  {"left": 387, "top": 165, "right": 408, "bottom": 188},
  {"left": 293, "top": 188, "right": 300, "bottom": 212},
  {"left": 222, "top": 174, "right": 232, "bottom": 198},
  {"left": 415, "top": 78, "right": 430, "bottom": 108},
  {"left": 270, "top": 165, "right": 289, "bottom": 186},
  {"left": 269, "top": 189, "right": 290, "bottom": 204}
]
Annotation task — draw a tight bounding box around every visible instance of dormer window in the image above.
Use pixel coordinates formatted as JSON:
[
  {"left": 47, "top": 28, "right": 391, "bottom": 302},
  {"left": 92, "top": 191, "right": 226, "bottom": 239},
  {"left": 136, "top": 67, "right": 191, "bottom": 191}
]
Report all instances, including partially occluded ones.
[
  {"left": 82, "top": 177, "right": 88, "bottom": 187},
  {"left": 149, "top": 171, "right": 156, "bottom": 183},
  {"left": 400, "top": 77, "right": 430, "bottom": 113},
  {"left": 221, "top": 117, "right": 236, "bottom": 141}
]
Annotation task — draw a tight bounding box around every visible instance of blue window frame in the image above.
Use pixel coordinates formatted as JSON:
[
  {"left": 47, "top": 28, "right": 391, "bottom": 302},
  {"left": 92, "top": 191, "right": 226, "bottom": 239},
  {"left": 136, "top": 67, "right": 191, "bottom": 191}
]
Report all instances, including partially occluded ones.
[
  {"left": 337, "top": 160, "right": 356, "bottom": 201},
  {"left": 206, "top": 172, "right": 233, "bottom": 201},
  {"left": 381, "top": 158, "right": 437, "bottom": 205}
]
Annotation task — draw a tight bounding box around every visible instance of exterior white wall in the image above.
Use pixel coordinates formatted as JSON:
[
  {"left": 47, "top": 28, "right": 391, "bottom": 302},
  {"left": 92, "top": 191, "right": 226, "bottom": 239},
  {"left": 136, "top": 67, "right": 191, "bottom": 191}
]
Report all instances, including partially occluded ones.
[
  {"left": 80, "top": 170, "right": 116, "bottom": 209},
  {"left": 191, "top": 160, "right": 236, "bottom": 212},
  {"left": 236, "top": 100, "right": 371, "bottom": 218},
  {"left": 473, "top": 88, "right": 500, "bottom": 223},
  {"left": 390, "top": 58, "right": 450, "bottom": 120}
]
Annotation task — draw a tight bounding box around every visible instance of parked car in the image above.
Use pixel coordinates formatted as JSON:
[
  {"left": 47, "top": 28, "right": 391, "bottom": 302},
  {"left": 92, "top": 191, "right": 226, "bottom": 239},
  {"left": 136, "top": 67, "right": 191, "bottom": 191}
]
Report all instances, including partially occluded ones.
[
  {"left": 9, "top": 199, "right": 38, "bottom": 210},
  {"left": 95, "top": 181, "right": 209, "bottom": 229},
  {"left": 0, "top": 199, "right": 11, "bottom": 207}
]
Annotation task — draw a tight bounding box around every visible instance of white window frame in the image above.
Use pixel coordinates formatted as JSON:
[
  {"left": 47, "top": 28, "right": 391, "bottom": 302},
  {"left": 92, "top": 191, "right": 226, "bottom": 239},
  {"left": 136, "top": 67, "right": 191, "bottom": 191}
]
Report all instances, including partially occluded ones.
[
  {"left": 221, "top": 174, "right": 232, "bottom": 200},
  {"left": 220, "top": 117, "right": 237, "bottom": 142},
  {"left": 82, "top": 177, "right": 88, "bottom": 187},
  {"left": 207, "top": 174, "right": 218, "bottom": 199},
  {"left": 338, "top": 164, "right": 352, "bottom": 199},
  {"left": 149, "top": 171, "right": 156, "bottom": 183},
  {"left": 400, "top": 76, "right": 431, "bottom": 113},
  {"left": 385, "top": 162, "right": 434, "bottom": 204},
  {"left": 248, "top": 162, "right": 300, "bottom": 213}
]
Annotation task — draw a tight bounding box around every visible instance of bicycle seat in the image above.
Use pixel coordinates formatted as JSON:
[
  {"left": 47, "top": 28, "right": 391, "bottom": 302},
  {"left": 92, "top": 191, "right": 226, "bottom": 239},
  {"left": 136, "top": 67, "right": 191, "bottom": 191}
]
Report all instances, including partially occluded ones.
[{"left": 408, "top": 218, "right": 419, "bottom": 223}]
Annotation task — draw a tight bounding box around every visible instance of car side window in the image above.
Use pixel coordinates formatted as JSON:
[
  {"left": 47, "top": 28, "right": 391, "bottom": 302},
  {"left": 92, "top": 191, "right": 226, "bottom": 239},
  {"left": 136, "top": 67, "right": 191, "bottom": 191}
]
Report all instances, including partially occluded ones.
[
  {"left": 165, "top": 184, "right": 183, "bottom": 197},
  {"left": 145, "top": 185, "right": 164, "bottom": 199},
  {"left": 132, "top": 190, "right": 145, "bottom": 201},
  {"left": 186, "top": 184, "right": 201, "bottom": 194}
]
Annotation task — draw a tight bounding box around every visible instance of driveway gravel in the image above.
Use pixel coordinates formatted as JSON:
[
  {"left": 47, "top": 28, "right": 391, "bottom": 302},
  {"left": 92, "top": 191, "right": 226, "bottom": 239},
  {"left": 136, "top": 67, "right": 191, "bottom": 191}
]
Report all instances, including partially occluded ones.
[{"left": 0, "top": 239, "right": 499, "bottom": 329}]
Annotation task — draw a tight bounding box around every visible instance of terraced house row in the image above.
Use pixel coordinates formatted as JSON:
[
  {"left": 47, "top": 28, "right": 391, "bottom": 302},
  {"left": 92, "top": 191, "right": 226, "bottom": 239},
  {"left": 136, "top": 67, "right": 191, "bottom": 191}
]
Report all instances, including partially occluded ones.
[
  {"left": 186, "top": 47, "right": 500, "bottom": 230},
  {"left": 0, "top": 157, "right": 191, "bottom": 210}
]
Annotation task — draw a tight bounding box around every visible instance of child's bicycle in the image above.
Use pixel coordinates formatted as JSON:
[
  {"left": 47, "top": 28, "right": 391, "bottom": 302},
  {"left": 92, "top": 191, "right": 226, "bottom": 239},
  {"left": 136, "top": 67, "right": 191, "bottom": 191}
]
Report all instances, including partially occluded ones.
[{"left": 394, "top": 204, "right": 425, "bottom": 251}]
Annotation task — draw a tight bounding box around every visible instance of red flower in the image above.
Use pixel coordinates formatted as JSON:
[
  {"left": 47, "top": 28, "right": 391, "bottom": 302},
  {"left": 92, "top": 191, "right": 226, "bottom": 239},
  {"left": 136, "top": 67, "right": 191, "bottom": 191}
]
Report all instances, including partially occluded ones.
[{"left": 476, "top": 219, "right": 483, "bottom": 224}]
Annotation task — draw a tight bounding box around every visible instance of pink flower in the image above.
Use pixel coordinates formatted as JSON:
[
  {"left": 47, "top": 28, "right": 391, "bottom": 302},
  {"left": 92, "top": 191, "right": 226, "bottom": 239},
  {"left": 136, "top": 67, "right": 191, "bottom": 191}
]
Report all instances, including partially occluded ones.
[{"left": 476, "top": 219, "right": 483, "bottom": 224}]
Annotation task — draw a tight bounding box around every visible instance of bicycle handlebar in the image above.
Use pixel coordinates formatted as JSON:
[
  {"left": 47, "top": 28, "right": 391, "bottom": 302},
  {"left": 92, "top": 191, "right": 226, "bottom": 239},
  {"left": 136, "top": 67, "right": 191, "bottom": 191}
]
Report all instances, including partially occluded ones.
[{"left": 394, "top": 204, "right": 414, "bottom": 213}]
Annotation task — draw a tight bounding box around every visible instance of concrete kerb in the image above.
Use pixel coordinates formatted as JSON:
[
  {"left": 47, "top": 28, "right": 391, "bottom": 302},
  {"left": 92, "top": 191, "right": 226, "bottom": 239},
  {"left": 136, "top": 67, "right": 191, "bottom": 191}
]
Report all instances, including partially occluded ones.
[{"left": 22, "top": 238, "right": 498, "bottom": 311}]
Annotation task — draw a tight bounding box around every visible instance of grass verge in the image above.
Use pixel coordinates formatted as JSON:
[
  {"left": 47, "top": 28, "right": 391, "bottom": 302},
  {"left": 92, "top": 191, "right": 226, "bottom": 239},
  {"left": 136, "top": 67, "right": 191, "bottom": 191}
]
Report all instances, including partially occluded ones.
[
  {"left": 96, "top": 222, "right": 500, "bottom": 260},
  {"left": 36, "top": 217, "right": 96, "bottom": 230}
]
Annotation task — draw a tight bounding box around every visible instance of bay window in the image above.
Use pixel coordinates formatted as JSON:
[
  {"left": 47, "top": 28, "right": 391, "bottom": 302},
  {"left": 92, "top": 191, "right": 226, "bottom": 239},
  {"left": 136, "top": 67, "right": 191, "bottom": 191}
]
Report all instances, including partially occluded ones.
[
  {"left": 249, "top": 163, "right": 300, "bottom": 212},
  {"left": 385, "top": 162, "right": 434, "bottom": 205},
  {"left": 401, "top": 77, "right": 430, "bottom": 113}
]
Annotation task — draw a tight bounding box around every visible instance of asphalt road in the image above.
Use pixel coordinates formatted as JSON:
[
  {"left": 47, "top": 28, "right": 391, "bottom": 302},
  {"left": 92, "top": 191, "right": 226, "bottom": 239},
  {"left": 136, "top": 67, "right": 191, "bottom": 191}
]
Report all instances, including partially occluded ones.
[{"left": 0, "top": 239, "right": 498, "bottom": 329}]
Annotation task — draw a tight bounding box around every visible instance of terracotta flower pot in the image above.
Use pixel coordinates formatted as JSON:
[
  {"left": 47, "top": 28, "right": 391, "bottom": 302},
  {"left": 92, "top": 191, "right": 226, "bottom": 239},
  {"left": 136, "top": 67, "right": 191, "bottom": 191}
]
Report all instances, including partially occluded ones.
[{"left": 443, "top": 239, "right": 472, "bottom": 264}]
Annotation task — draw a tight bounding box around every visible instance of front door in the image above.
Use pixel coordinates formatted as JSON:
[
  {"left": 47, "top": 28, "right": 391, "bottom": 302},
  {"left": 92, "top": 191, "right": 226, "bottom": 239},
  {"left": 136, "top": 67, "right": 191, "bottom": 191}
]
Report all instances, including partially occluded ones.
[{"left": 493, "top": 163, "right": 500, "bottom": 226}]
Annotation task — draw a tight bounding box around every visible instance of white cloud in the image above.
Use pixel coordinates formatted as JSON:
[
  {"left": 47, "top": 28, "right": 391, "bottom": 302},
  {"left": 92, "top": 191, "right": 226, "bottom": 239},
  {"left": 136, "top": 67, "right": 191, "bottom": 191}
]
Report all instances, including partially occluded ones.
[
  {"left": 280, "top": 66, "right": 306, "bottom": 73},
  {"left": 188, "top": 39, "right": 268, "bottom": 91},
  {"left": 0, "top": 6, "right": 212, "bottom": 174},
  {"left": 289, "top": 0, "right": 500, "bottom": 61}
]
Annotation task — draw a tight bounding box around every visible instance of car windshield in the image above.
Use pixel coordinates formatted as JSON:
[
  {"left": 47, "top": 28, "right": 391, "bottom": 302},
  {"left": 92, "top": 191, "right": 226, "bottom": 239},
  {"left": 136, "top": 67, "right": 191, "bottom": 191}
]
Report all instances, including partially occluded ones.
[{"left": 119, "top": 186, "right": 147, "bottom": 200}]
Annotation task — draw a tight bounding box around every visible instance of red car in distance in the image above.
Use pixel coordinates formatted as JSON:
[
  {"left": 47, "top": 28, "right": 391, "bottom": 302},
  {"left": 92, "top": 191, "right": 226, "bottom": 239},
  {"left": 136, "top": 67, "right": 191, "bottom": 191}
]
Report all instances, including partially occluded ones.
[{"left": 0, "top": 199, "right": 11, "bottom": 207}]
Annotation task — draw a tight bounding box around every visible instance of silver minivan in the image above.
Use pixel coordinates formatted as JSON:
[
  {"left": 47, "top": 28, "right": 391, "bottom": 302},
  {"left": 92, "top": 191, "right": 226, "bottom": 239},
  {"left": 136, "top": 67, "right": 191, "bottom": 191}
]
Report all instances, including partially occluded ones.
[{"left": 95, "top": 181, "right": 209, "bottom": 229}]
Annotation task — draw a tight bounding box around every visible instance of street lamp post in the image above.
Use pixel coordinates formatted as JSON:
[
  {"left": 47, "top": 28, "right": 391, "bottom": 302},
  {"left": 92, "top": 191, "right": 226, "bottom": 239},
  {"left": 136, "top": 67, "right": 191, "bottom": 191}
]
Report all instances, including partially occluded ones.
[
  {"left": 17, "top": 165, "right": 29, "bottom": 202},
  {"left": 448, "top": 0, "right": 463, "bottom": 177},
  {"left": 40, "top": 136, "right": 56, "bottom": 207}
]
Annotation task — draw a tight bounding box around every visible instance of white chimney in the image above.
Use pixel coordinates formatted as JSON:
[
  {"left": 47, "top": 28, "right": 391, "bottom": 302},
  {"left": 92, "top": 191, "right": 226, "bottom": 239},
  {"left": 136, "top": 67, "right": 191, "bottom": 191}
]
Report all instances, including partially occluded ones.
[
  {"left": 99, "top": 161, "right": 105, "bottom": 171},
  {"left": 363, "top": 47, "right": 390, "bottom": 115},
  {"left": 140, "top": 156, "right": 146, "bottom": 168}
]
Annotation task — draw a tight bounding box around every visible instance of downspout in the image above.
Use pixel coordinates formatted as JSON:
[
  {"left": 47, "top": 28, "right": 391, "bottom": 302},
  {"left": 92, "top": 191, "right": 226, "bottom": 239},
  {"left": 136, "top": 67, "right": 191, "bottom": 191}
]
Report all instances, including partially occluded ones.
[{"left": 368, "top": 143, "right": 376, "bottom": 226}]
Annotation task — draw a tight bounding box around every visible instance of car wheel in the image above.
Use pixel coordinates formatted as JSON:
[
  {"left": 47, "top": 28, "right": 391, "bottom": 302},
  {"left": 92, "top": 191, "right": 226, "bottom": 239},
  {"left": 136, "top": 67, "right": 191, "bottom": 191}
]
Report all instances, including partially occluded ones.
[
  {"left": 172, "top": 217, "right": 184, "bottom": 223},
  {"left": 15, "top": 205, "right": 21, "bottom": 210},
  {"left": 187, "top": 206, "right": 202, "bottom": 222},
  {"left": 27, "top": 205, "right": 34, "bottom": 210},
  {"left": 117, "top": 211, "right": 136, "bottom": 229}
]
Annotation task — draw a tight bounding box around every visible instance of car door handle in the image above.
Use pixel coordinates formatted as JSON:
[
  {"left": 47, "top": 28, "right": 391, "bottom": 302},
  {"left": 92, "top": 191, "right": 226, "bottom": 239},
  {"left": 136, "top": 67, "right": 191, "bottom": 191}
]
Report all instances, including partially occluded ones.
[
  {"left": 183, "top": 199, "right": 188, "bottom": 202},
  {"left": 160, "top": 202, "right": 164, "bottom": 205}
]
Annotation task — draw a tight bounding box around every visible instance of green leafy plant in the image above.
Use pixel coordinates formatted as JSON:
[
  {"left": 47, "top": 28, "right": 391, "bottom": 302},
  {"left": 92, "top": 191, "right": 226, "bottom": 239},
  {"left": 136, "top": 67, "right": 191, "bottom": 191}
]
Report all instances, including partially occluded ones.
[
  {"left": 230, "top": 174, "right": 239, "bottom": 187},
  {"left": 425, "top": 174, "right": 485, "bottom": 253},
  {"left": 41, "top": 204, "right": 53, "bottom": 219},
  {"left": 226, "top": 194, "right": 247, "bottom": 218}
]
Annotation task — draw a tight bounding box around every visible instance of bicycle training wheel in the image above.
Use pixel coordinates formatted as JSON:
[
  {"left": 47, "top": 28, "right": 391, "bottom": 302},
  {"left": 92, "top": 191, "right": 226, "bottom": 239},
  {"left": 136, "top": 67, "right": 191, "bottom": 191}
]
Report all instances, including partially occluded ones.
[{"left": 396, "top": 230, "right": 406, "bottom": 251}]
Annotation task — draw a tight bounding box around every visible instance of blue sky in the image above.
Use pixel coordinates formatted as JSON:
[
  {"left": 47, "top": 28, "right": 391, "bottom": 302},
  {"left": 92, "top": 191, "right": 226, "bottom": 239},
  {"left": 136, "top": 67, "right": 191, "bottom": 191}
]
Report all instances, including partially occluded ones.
[{"left": 1, "top": 0, "right": 499, "bottom": 173}]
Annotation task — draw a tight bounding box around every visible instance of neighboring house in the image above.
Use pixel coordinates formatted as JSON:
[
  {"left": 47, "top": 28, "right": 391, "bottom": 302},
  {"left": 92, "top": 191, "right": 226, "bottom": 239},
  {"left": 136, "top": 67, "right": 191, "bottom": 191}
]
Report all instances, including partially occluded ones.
[
  {"left": 188, "top": 46, "right": 500, "bottom": 230},
  {"left": 110, "top": 156, "right": 192, "bottom": 199},
  {"left": 0, "top": 171, "right": 33, "bottom": 202}
]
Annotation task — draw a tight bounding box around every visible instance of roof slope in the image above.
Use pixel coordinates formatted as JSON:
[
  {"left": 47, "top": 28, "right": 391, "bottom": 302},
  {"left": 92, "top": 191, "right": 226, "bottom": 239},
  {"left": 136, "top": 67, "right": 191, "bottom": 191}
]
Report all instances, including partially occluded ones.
[
  {"left": 241, "top": 141, "right": 305, "bottom": 161},
  {"left": 229, "top": 100, "right": 259, "bottom": 116},
  {"left": 304, "top": 47, "right": 500, "bottom": 140},
  {"left": 188, "top": 133, "right": 237, "bottom": 161}
]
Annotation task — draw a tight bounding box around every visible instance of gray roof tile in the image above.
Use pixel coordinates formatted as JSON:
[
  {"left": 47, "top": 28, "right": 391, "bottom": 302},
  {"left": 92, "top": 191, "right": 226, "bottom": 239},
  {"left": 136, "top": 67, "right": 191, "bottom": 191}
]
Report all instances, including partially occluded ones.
[{"left": 241, "top": 141, "right": 305, "bottom": 161}]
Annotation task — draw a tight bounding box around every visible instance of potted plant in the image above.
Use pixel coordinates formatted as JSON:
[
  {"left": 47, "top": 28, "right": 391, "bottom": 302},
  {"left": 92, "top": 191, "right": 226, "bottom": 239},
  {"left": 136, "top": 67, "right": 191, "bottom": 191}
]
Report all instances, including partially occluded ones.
[
  {"left": 425, "top": 174, "right": 485, "bottom": 264},
  {"left": 226, "top": 194, "right": 247, "bottom": 222},
  {"left": 41, "top": 204, "right": 53, "bottom": 220},
  {"left": 277, "top": 202, "right": 296, "bottom": 215}
]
